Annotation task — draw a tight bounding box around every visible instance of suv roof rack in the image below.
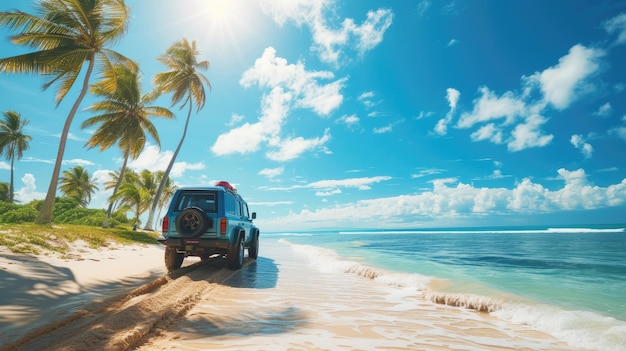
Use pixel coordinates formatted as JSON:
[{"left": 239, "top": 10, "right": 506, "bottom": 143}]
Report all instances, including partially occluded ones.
[{"left": 215, "top": 180, "right": 237, "bottom": 193}]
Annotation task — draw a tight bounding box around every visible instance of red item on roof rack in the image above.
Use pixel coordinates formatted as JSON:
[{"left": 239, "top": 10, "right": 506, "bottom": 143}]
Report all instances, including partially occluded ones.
[{"left": 215, "top": 181, "right": 236, "bottom": 193}]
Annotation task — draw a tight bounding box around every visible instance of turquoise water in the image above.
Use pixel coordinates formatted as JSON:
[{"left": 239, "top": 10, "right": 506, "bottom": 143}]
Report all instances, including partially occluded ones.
[{"left": 265, "top": 225, "right": 626, "bottom": 350}]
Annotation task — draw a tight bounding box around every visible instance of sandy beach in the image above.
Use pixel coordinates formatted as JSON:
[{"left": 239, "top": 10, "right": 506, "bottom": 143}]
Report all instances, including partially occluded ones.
[{"left": 0, "top": 239, "right": 586, "bottom": 350}]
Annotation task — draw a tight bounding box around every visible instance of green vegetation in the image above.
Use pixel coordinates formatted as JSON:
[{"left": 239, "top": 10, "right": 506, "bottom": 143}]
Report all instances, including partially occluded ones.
[
  {"left": 0, "top": 197, "right": 157, "bottom": 257},
  {"left": 0, "top": 222, "right": 159, "bottom": 257},
  {"left": 0, "top": 2, "right": 204, "bottom": 228}
]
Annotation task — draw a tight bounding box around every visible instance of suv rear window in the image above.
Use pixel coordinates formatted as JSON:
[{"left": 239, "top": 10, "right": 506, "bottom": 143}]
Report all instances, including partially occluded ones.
[{"left": 175, "top": 191, "right": 218, "bottom": 213}]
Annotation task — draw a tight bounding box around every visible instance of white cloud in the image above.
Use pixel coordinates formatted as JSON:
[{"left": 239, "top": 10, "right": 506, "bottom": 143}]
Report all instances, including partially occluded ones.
[
  {"left": 373, "top": 124, "right": 393, "bottom": 134},
  {"left": 604, "top": 13, "right": 626, "bottom": 45},
  {"left": 259, "top": 169, "right": 626, "bottom": 230},
  {"left": 315, "top": 188, "right": 342, "bottom": 196},
  {"left": 453, "top": 44, "right": 604, "bottom": 152},
  {"left": 593, "top": 102, "right": 613, "bottom": 117},
  {"left": 14, "top": 173, "right": 45, "bottom": 203},
  {"left": 411, "top": 168, "right": 444, "bottom": 178},
  {"left": 415, "top": 1, "right": 431, "bottom": 17},
  {"left": 0, "top": 161, "right": 10, "bottom": 170},
  {"left": 470, "top": 123, "right": 503, "bottom": 144},
  {"left": 265, "top": 175, "right": 392, "bottom": 192},
  {"left": 62, "top": 158, "right": 95, "bottom": 167},
  {"left": 358, "top": 91, "right": 377, "bottom": 108},
  {"left": 570, "top": 134, "right": 593, "bottom": 158},
  {"left": 434, "top": 88, "right": 461, "bottom": 135},
  {"left": 507, "top": 114, "right": 553, "bottom": 151},
  {"left": 457, "top": 87, "right": 525, "bottom": 129},
  {"left": 227, "top": 113, "right": 245, "bottom": 126},
  {"left": 528, "top": 44, "right": 604, "bottom": 110},
  {"left": 447, "top": 39, "right": 459, "bottom": 47},
  {"left": 258, "top": 167, "right": 284, "bottom": 179},
  {"left": 266, "top": 128, "right": 331, "bottom": 162},
  {"left": 213, "top": 48, "right": 344, "bottom": 161},
  {"left": 128, "top": 144, "right": 205, "bottom": 178},
  {"left": 257, "top": 0, "right": 393, "bottom": 64},
  {"left": 337, "top": 114, "right": 360, "bottom": 128}
]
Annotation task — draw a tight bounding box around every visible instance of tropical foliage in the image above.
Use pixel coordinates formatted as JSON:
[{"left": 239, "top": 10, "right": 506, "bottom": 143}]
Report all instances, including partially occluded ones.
[
  {"left": 82, "top": 64, "right": 173, "bottom": 227},
  {"left": 59, "top": 166, "right": 99, "bottom": 207},
  {"left": 0, "top": 110, "right": 31, "bottom": 203},
  {"left": 144, "top": 39, "right": 210, "bottom": 230},
  {"left": 0, "top": 0, "right": 136, "bottom": 224},
  {"left": 109, "top": 169, "right": 176, "bottom": 226}
]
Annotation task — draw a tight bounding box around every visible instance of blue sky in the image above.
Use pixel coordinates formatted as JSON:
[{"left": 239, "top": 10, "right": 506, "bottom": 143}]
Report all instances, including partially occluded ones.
[{"left": 1, "top": 0, "right": 626, "bottom": 232}]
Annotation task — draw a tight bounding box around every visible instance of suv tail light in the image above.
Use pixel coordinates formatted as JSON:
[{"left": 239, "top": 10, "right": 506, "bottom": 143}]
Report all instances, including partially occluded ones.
[
  {"left": 162, "top": 217, "right": 169, "bottom": 234},
  {"left": 220, "top": 217, "right": 227, "bottom": 235}
]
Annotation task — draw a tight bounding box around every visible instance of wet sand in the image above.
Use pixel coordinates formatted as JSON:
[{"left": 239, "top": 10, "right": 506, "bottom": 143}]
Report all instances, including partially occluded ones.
[{"left": 138, "top": 240, "right": 581, "bottom": 351}]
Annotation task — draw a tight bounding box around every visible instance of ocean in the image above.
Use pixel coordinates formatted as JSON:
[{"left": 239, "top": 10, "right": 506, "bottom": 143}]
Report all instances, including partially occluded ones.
[{"left": 256, "top": 225, "right": 626, "bottom": 351}]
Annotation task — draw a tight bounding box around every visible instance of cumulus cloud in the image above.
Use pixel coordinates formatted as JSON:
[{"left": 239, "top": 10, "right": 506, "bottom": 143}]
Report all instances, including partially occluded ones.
[
  {"left": 14, "top": 173, "right": 45, "bottom": 203},
  {"left": 570, "top": 134, "right": 593, "bottom": 158},
  {"left": 258, "top": 168, "right": 626, "bottom": 230},
  {"left": 257, "top": 0, "right": 393, "bottom": 64},
  {"left": 128, "top": 144, "right": 205, "bottom": 178},
  {"left": 529, "top": 44, "right": 604, "bottom": 110},
  {"left": 212, "top": 47, "right": 344, "bottom": 161},
  {"left": 266, "top": 129, "right": 331, "bottom": 161},
  {"left": 452, "top": 44, "right": 604, "bottom": 152}
]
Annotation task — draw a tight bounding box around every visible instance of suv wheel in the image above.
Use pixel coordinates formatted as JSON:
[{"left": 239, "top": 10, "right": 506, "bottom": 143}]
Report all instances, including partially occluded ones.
[
  {"left": 248, "top": 232, "right": 259, "bottom": 259},
  {"left": 175, "top": 207, "right": 210, "bottom": 237},
  {"left": 165, "top": 247, "right": 184, "bottom": 271},
  {"left": 227, "top": 233, "right": 244, "bottom": 270}
]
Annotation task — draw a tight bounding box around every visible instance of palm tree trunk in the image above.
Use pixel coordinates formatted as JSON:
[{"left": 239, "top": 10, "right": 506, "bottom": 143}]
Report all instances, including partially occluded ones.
[
  {"left": 143, "top": 97, "right": 193, "bottom": 230},
  {"left": 103, "top": 146, "right": 131, "bottom": 228},
  {"left": 9, "top": 154, "right": 14, "bottom": 203},
  {"left": 36, "top": 57, "right": 96, "bottom": 225}
]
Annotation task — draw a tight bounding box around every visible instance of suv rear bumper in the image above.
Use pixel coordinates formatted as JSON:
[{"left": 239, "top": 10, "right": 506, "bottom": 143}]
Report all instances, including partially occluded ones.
[{"left": 158, "top": 237, "right": 230, "bottom": 255}]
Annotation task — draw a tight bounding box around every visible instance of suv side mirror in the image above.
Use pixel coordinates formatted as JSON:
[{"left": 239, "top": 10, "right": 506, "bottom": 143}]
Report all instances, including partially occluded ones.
[{"left": 251, "top": 212, "right": 256, "bottom": 220}]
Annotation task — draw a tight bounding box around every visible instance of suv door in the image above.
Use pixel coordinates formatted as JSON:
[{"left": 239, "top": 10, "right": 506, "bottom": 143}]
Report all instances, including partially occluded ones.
[{"left": 237, "top": 200, "right": 254, "bottom": 244}]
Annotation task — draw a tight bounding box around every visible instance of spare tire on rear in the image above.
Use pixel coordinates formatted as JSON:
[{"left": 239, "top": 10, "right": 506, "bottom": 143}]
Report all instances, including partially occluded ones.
[{"left": 175, "top": 207, "right": 210, "bottom": 237}]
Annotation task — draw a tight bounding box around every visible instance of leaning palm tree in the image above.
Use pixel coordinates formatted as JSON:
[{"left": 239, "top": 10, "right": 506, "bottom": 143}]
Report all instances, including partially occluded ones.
[
  {"left": 143, "top": 39, "right": 211, "bottom": 230},
  {"left": 82, "top": 64, "right": 173, "bottom": 227},
  {"left": 0, "top": 110, "right": 31, "bottom": 203},
  {"left": 0, "top": 0, "right": 135, "bottom": 224},
  {"left": 153, "top": 173, "right": 177, "bottom": 229},
  {"left": 59, "top": 165, "right": 99, "bottom": 208}
]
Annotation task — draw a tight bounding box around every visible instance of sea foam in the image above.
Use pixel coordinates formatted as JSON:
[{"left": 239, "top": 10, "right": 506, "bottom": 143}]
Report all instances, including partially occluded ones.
[{"left": 279, "top": 238, "right": 626, "bottom": 351}]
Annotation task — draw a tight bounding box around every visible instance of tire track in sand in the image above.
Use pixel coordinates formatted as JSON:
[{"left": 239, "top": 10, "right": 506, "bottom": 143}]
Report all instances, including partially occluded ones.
[{"left": 2, "top": 258, "right": 251, "bottom": 351}]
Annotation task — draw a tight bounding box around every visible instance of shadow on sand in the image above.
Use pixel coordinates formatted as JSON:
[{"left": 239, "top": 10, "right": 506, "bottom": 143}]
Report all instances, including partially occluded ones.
[{"left": 0, "top": 253, "right": 162, "bottom": 343}]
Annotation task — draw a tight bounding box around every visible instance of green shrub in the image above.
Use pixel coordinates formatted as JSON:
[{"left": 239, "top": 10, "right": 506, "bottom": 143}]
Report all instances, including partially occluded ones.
[
  {"left": 0, "top": 206, "right": 38, "bottom": 223},
  {"left": 0, "top": 201, "right": 20, "bottom": 215}
]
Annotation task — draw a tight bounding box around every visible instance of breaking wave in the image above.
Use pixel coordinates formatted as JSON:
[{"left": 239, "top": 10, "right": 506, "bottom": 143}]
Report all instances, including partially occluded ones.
[{"left": 279, "top": 238, "right": 626, "bottom": 351}]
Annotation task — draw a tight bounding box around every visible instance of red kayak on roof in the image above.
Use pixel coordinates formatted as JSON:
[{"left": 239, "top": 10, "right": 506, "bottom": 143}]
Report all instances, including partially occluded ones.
[{"left": 215, "top": 181, "right": 236, "bottom": 193}]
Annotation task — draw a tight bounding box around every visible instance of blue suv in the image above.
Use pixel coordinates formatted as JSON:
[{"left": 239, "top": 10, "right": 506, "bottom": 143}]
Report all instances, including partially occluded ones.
[{"left": 159, "top": 181, "right": 259, "bottom": 271}]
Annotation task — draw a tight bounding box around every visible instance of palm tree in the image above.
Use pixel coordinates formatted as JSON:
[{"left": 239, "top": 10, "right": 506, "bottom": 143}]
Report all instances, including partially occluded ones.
[
  {"left": 153, "top": 173, "right": 177, "bottom": 229},
  {"left": 0, "top": 0, "right": 135, "bottom": 224},
  {"left": 143, "top": 39, "right": 211, "bottom": 230},
  {"left": 59, "top": 165, "right": 99, "bottom": 207},
  {"left": 0, "top": 110, "right": 31, "bottom": 203},
  {"left": 82, "top": 64, "right": 173, "bottom": 227},
  {"left": 110, "top": 169, "right": 152, "bottom": 226}
]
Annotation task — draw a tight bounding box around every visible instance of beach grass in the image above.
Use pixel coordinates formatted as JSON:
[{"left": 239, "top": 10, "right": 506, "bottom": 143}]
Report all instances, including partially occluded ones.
[{"left": 0, "top": 223, "right": 160, "bottom": 257}]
